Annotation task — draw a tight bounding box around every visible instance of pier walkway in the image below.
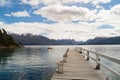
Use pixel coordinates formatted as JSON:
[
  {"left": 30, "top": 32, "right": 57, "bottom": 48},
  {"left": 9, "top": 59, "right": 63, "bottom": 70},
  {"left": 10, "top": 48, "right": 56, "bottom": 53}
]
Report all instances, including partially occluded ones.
[{"left": 51, "top": 49, "right": 105, "bottom": 80}]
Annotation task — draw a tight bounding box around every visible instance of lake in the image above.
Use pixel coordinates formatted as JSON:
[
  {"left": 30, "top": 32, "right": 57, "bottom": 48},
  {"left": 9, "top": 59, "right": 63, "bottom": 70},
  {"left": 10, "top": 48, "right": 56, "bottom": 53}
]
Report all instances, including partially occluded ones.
[{"left": 0, "top": 45, "right": 120, "bottom": 80}]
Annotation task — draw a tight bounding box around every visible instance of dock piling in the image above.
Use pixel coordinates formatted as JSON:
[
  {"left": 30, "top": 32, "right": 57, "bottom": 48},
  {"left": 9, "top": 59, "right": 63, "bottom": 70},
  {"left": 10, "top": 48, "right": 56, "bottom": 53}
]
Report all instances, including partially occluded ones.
[
  {"left": 57, "top": 61, "right": 64, "bottom": 74},
  {"left": 86, "top": 51, "right": 89, "bottom": 61},
  {"left": 79, "top": 48, "right": 82, "bottom": 54},
  {"left": 63, "top": 54, "right": 67, "bottom": 62},
  {"left": 95, "top": 58, "right": 100, "bottom": 70},
  {"left": 95, "top": 54, "right": 100, "bottom": 70}
]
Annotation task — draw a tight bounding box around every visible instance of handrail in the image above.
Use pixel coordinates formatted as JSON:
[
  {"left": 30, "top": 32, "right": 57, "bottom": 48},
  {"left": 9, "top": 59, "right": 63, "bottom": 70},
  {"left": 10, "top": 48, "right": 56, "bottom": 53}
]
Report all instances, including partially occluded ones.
[
  {"left": 75, "top": 47, "right": 120, "bottom": 76},
  {"left": 76, "top": 47, "right": 120, "bottom": 64},
  {"left": 100, "top": 62, "right": 120, "bottom": 76},
  {"left": 85, "top": 53, "right": 120, "bottom": 76}
]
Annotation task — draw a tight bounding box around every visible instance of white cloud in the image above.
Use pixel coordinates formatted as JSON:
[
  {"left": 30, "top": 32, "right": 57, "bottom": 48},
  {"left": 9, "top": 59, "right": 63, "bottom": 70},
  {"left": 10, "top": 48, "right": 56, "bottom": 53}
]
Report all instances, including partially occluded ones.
[
  {"left": 21, "top": 0, "right": 59, "bottom": 6},
  {"left": 92, "top": 0, "right": 111, "bottom": 5},
  {"left": 4, "top": 14, "right": 11, "bottom": 16},
  {"left": 0, "top": 0, "right": 11, "bottom": 7},
  {"left": 21, "top": 0, "right": 111, "bottom": 6},
  {"left": 21, "top": 0, "right": 41, "bottom": 6},
  {"left": 1, "top": 1, "right": 120, "bottom": 41},
  {"left": 0, "top": 21, "right": 118, "bottom": 41},
  {"left": 111, "top": 4, "right": 120, "bottom": 15},
  {"left": 5, "top": 10, "right": 30, "bottom": 17},
  {"left": 33, "top": 4, "right": 96, "bottom": 22},
  {"left": 96, "top": 4, "right": 120, "bottom": 27},
  {"left": 63, "top": 0, "right": 111, "bottom": 4},
  {"left": 96, "top": 5, "right": 104, "bottom": 9}
]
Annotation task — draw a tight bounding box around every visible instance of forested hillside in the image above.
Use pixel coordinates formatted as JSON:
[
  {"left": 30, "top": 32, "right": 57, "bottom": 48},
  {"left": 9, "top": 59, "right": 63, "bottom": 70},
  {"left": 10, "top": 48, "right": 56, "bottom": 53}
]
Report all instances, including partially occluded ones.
[{"left": 0, "top": 29, "right": 20, "bottom": 48}]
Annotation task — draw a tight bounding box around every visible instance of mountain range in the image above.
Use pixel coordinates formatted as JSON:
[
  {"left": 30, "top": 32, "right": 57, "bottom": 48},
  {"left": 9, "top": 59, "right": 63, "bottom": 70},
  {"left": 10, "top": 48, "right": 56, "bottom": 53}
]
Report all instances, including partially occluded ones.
[
  {"left": 1, "top": 27, "right": 119, "bottom": 47},
  {"left": 84, "top": 37, "right": 120, "bottom": 44},
  {"left": 10, "top": 33, "right": 120, "bottom": 45},
  {"left": 10, "top": 33, "right": 80, "bottom": 45}
]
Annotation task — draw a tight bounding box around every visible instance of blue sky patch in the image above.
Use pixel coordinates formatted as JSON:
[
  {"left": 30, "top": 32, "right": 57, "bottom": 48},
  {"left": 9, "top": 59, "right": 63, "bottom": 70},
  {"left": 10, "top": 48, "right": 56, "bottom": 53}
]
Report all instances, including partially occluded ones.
[{"left": 98, "top": 25, "right": 114, "bottom": 29}]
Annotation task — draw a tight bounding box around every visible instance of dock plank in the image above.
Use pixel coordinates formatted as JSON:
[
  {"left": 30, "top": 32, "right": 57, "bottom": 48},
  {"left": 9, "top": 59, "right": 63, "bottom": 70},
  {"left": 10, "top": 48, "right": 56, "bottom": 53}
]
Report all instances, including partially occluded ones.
[{"left": 51, "top": 49, "right": 105, "bottom": 80}]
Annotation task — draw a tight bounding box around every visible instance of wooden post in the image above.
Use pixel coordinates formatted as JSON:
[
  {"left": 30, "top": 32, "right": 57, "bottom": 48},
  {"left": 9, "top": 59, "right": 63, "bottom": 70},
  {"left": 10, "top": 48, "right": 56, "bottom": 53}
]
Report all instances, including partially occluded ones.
[
  {"left": 65, "top": 53, "right": 68, "bottom": 57},
  {"left": 86, "top": 51, "right": 89, "bottom": 61},
  {"left": 63, "top": 55, "right": 67, "bottom": 62},
  {"left": 79, "top": 48, "right": 82, "bottom": 54},
  {"left": 82, "top": 50, "right": 86, "bottom": 58},
  {"left": 57, "top": 61, "right": 64, "bottom": 74},
  {"left": 66, "top": 48, "right": 69, "bottom": 53},
  {"left": 96, "top": 53, "right": 98, "bottom": 66},
  {"left": 95, "top": 56, "right": 100, "bottom": 70}
]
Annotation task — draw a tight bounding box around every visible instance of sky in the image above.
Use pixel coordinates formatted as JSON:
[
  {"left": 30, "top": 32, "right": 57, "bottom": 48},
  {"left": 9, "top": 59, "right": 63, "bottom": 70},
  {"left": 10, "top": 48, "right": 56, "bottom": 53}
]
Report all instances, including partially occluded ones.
[{"left": 0, "top": 0, "right": 120, "bottom": 41}]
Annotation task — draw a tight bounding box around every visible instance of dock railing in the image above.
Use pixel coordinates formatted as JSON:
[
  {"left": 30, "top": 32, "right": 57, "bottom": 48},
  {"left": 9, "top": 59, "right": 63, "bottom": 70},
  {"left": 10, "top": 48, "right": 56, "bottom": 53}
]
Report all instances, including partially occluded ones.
[{"left": 75, "top": 47, "right": 120, "bottom": 77}]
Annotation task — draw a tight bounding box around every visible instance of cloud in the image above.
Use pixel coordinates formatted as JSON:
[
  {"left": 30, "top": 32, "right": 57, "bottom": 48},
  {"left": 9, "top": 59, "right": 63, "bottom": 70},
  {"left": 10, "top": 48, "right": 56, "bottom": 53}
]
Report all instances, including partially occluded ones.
[
  {"left": 0, "top": 0, "right": 11, "bottom": 7},
  {"left": 33, "top": 4, "right": 96, "bottom": 22},
  {"left": 4, "top": 14, "right": 11, "bottom": 16},
  {"left": 96, "top": 4, "right": 120, "bottom": 27},
  {"left": 21, "top": 0, "right": 41, "bottom": 6},
  {"left": 63, "top": 0, "right": 111, "bottom": 4},
  {"left": 21, "top": 0, "right": 62, "bottom": 6},
  {"left": 1, "top": 0, "right": 119, "bottom": 41},
  {"left": 21, "top": 0, "right": 111, "bottom": 6},
  {"left": 5, "top": 10, "right": 30, "bottom": 17},
  {"left": 0, "top": 21, "right": 117, "bottom": 41},
  {"left": 91, "top": 0, "right": 111, "bottom": 5},
  {"left": 111, "top": 4, "right": 120, "bottom": 15}
]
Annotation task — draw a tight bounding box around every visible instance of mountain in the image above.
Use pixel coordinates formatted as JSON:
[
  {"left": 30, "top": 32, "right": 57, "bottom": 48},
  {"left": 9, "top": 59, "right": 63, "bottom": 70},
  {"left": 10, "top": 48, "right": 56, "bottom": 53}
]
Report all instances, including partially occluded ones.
[
  {"left": 84, "top": 36, "right": 120, "bottom": 44},
  {"left": 9, "top": 33, "right": 120, "bottom": 45},
  {"left": 10, "top": 34, "right": 80, "bottom": 45},
  {"left": 0, "top": 29, "right": 20, "bottom": 48}
]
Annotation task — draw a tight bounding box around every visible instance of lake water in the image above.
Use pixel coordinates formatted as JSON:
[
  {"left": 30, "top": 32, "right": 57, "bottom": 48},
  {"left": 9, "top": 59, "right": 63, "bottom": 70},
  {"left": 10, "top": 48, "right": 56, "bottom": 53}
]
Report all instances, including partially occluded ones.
[{"left": 0, "top": 45, "right": 120, "bottom": 80}]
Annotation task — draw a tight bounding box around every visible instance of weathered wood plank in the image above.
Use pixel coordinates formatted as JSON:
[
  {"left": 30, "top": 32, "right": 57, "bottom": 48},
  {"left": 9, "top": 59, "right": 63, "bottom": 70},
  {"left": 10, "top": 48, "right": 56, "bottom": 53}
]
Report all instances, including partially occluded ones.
[{"left": 51, "top": 49, "right": 105, "bottom": 80}]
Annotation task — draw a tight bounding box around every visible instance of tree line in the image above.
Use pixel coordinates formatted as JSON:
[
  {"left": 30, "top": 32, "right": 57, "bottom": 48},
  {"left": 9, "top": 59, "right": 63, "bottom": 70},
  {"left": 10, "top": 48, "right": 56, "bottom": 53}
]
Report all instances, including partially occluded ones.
[{"left": 0, "top": 29, "right": 19, "bottom": 47}]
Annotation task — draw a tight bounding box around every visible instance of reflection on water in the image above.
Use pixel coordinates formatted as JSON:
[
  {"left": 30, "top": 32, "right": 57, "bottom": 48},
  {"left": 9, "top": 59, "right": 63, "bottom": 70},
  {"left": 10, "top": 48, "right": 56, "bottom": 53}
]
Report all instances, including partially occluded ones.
[
  {"left": 0, "top": 45, "right": 120, "bottom": 80},
  {"left": 0, "top": 48, "right": 15, "bottom": 68}
]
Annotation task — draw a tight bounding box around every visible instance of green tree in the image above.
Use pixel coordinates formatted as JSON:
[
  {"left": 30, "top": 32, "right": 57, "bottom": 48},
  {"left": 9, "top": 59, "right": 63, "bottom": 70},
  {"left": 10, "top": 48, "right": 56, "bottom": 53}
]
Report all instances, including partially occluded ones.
[{"left": 0, "top": 29, "right": 19, "bottom": 47}]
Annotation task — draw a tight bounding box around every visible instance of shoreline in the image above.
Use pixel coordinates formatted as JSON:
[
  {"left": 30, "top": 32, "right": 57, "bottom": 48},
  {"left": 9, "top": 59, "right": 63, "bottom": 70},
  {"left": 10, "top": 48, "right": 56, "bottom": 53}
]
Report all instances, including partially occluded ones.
[{"left": 0, "top": 45, "right": 24, "bottom": 49}]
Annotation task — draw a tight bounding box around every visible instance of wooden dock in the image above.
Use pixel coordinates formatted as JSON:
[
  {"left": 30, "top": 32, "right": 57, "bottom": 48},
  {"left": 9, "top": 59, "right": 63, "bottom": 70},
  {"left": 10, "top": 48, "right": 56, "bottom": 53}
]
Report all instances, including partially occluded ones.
[{"left": 51, "top": 49, "right": 105, "bottom": 80}]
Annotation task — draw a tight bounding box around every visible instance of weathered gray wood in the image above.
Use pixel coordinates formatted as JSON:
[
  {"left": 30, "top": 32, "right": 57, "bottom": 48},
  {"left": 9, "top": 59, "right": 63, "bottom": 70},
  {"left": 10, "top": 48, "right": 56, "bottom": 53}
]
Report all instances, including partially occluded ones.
[{"left": 51, "top": 49, "right": 105, "bottom": 80}]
